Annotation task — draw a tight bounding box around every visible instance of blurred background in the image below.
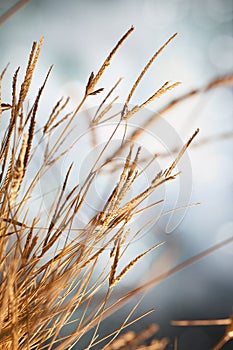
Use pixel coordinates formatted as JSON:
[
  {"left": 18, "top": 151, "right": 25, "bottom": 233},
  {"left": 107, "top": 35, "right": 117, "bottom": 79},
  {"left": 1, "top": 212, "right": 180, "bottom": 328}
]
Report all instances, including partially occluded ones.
[{"left": 0, "top": 0, "right": 232, "bottom": 349}]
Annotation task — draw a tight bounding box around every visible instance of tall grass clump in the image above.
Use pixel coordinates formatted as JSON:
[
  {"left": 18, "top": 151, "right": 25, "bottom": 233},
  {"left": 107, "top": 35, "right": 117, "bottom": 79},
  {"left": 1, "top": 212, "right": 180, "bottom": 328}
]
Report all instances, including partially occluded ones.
[{"left": 0, "top": 27, "right": 233, "bottom": 349}]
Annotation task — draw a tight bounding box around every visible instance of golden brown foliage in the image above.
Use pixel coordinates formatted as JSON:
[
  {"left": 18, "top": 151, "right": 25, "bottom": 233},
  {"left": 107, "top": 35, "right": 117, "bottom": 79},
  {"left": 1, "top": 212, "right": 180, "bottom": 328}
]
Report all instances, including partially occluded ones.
[{"left": 0, "top": 29, "right": 232, "bottom": 350}]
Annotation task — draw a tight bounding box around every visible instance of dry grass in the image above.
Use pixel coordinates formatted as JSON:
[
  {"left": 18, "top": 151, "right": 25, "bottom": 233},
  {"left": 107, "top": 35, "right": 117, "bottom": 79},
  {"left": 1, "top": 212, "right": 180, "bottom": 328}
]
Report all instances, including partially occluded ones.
[
  {"left": 0, "top": 28, "right": 232, "bottom": 350},
  {"left": 171, "top": 314, "right": 233, "bottom": 350}
]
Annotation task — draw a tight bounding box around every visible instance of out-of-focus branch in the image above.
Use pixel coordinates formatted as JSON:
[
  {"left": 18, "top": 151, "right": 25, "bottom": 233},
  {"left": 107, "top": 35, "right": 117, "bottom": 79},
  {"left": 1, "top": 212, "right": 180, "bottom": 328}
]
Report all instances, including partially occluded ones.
[
  {"left": 171, "top": 318, "right": 232, "bottom": 326},
  {"left": 0, "top": 0, "right": 31, "bottom": 26},
  {"left": 172, "top": 315, "right": 233, "bottom": 350}
]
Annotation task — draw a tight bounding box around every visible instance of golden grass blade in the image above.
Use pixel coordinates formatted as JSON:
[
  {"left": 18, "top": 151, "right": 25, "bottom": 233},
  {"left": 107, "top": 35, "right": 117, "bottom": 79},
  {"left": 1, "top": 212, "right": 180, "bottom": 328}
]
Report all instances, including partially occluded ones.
[
  {"left": 102, "top": 294, "right": 155, "bottom": 350},
  {"left": 112, "top": 242, "right": 165, "bottom": 287},
  {"left": 44, "top": 97, "right": 70, "bottom": 134},
  {"left": 165, "top": 128, "right": 199, "bottom": 177},
  {"left": 123, "top": 81, "right": 181, "bottom": 120},
  {"left": 93, "top": 77, "right": 123, "bottom": 121},
  {"left": 86, "top": 26, "right": 134, "bottom": 95},
  {"left": 23, "top": 65, "right": 53, "bottom": 170},
  {"left": 0, "top": 68, "right": 20, "bottom": 167},
  {"left": 16, "top": 37, "right": 44, "bottom": 119},
  {"left": 9, "top": 134, "right": 28, "bottom": 206},
  {"left": 124, "top": 33, "right": 178, "bottom": 109},
  {"left": 109, "top": 74, "right": 233, "bottom": 161},
  {"left": 109, "top": 238, "right": 121, "bottom": 287}
]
